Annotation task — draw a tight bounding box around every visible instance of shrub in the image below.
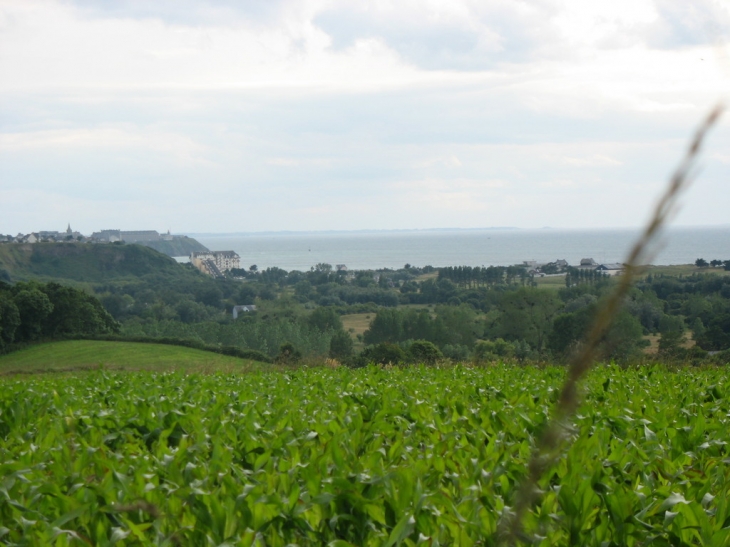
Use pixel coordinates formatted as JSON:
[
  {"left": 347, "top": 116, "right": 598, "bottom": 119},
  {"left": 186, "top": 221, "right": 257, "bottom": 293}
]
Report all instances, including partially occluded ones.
[
  {"left": 276, "top": 342, "right": 302, "bottom": 364},
  {"left": 359, "top": 343, "right": 406, "bottom": 366},
  {"left": 407, "top": 340, "right": 443, "bottom": 365}
]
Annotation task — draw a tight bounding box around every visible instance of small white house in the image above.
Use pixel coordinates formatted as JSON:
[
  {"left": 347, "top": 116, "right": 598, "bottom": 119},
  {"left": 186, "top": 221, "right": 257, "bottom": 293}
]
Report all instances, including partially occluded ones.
[{"left": 232, "top": 305, "right": 257, "bottom": 319}]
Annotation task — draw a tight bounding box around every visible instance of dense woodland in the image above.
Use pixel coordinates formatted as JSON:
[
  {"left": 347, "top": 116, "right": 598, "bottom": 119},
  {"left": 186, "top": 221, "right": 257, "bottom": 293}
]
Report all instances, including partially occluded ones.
[{"left": 1, "top": 243, "right": 730, "bottom": 365}]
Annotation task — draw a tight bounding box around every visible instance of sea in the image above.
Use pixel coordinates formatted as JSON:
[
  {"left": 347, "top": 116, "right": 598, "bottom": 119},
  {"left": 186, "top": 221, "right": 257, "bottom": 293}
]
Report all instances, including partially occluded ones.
[{"left": 185, "top": 226, "right": 730, "bottom": 272}]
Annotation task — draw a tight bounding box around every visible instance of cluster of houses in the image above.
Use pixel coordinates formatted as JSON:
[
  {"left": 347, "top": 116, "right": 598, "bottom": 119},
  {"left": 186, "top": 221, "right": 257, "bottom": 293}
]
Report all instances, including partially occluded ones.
[
  {"left": 523, "top": 258, "right": 624, "bottom": 276},
  {"left": 0, "top": 226, "right": 182, "bottom": 245},
  {"left": 0, "top": 224, "right": 86, "bottom": 243}
]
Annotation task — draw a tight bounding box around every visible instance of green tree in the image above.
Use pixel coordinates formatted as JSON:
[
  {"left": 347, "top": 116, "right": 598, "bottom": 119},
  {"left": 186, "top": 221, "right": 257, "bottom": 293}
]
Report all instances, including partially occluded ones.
[
  {"left": 40, "top": 282, "right": 118, "bottom": 338},
  {"left": 696, "top": 313, "right": 730, "bottom": 351},
  {"left": 657, "top": 315, "right": 685, "bottom": 356},
  {"left": 329, "top": 330, "right": 354, "bottom": 360},
  {"left": 308, "top": 307, "right": 343, "bottom": 333},
  {"left": 0, "top": 293, "right": 21, "bottom": 350},
  {"left": 363, "top": 309, "right": 403, "bottom": 345},
  {"left": 276, "top": 342, "right": 302, "bottom": 364},
  {"left": 407, "top": 340, "right": 443, "bottom": 365},
  {"left": 600, "top": 310, "right": 645, "bottom": 362},
  {"left": 176, "top": 300, "right": 210, "bottom": 324},
  {"left": 547, "top": 308, "right": 592, "bottom": 357},
  {"left": 474, "top": 338, "right": 515, "bottom": 362},
  {"left": 13, "top": 288, "right": 54, "bottom": 341},
  {"left": 497, "top": 288, "right": 562, "bottom": 353},
  {"left": 314, "top": 263, "right": 333, "bottom": 273},
  {"left": 360, "top": 343, "right": 406, "bottom": 365}
]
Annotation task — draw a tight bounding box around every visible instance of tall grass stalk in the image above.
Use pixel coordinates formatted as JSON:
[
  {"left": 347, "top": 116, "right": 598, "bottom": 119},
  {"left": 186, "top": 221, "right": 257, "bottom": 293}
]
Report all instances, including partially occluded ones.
[{"left": 501, "top": 104, "right": 724, "bottom": 544}]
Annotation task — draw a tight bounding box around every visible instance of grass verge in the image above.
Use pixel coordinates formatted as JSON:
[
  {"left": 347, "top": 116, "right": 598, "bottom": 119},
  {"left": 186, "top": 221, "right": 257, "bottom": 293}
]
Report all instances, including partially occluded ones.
[{"left": 0, "top": 340, "right": 271, "bottom": 375}]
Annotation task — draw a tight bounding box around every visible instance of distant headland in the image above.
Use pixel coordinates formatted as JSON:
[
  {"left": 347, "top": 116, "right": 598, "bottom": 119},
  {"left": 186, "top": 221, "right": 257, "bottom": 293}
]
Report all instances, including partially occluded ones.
[{"left": 0, "top": 225, "right": 208, "bottom": 257}]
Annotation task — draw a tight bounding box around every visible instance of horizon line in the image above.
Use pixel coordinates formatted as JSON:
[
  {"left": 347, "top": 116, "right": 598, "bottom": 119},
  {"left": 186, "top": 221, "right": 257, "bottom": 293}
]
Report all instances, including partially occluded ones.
[{"left": 183, "top": 223, "right": 730, "bottom": 238}]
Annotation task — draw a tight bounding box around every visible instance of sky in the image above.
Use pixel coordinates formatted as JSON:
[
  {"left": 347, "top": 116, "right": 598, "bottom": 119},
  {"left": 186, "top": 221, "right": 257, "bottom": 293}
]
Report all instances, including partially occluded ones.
[{"left": 1, "top": 0, "right": 729, "bottom": 234}]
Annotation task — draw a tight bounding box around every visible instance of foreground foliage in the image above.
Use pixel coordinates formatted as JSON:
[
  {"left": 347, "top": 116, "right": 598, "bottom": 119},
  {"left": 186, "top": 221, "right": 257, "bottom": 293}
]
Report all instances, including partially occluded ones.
[{"left": 1, "top": 365, "right": 730, "bottom": 545}]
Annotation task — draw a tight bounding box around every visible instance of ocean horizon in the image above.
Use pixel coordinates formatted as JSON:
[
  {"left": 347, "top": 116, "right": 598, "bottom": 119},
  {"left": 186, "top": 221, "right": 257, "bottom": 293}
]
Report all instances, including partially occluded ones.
[{"left": 187, "top": 225, "right": 730, "bottom": 272}]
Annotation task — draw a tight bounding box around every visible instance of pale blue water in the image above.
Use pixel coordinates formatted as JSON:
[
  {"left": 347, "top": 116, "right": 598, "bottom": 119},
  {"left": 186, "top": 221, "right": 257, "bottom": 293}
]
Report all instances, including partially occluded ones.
[{"left": 187, "top": 226, "right": 730, "bottom": 271}]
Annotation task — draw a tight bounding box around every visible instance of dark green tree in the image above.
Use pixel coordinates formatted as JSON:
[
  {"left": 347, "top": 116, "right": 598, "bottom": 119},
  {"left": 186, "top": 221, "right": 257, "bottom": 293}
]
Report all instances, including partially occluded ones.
[
  {"left": 360, "top": 343, "right": 406, "bottom": 365},
  {"left": 363, "top": 309, "right": 403, "bottom": 345},
  {"left": 275, "top": 342, "right": 302, "bottom": 364},
  {"left": 497, "top": 288, "right": 562, "bottom": 353},
  {"left": 329, "top": 330, "right": 354, "bottom": 360},
  {"left": 657, "top": 315, "right": 685, "bottom": 356},
  {"left": 0, "top": 293, "right": 20, "bottom": 350},
  {"left": 600, "top": 310, "right": 645, "bottom": 362},
  {"left": 407, "top": 340, "right": 443, "bottom": 365},
  {"left": 13, "top": 288, "right": 54, "bottom": 341},
  {"left": 308, "top": 307, "right": 343, "bottom": 333}
]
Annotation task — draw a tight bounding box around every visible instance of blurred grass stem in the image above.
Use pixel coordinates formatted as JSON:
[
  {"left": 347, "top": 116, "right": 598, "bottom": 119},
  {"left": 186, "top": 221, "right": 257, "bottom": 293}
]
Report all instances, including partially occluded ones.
[{"left": 502, "top": 104, "right": 724, "bottom": 545}]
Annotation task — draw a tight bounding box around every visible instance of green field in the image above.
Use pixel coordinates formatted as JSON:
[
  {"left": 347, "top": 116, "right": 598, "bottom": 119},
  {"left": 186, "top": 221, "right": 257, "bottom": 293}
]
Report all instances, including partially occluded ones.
[
  {"left": 641, "top": 264, "right": 727, "bottom": 277},
  {"left": 2, "top": 364, "right": 730, "bottom": 545},
  {"left": 532, "top": 274, "right": 567, "bottom": 289},
  {"left": 0, "top": 340, "right": 268, "bottom": 375}
]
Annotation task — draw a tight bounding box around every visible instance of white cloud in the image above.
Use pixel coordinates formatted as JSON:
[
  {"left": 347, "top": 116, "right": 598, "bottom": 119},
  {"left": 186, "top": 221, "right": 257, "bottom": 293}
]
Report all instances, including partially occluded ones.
[{"left": 0, "top": 0, "right": 729, "bottom": 234}]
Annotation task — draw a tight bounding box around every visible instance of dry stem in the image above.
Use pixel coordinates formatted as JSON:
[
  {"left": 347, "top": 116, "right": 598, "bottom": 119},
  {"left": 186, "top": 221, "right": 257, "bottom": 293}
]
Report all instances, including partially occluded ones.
[{"left": 501, "top": 104, "right": 724, "bottom": 545}]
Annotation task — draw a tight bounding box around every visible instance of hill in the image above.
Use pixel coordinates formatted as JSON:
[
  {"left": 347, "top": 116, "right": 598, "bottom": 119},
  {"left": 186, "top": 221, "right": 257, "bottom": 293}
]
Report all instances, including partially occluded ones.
[
  {"left": 0, "top": 242, "right": 200, "bottom": 283},
  {"left": 0, "top": 340, "right": 269, "bottom": 374},
  {"left": 135, "top": 236, "right": 208, "bottom": 257}
]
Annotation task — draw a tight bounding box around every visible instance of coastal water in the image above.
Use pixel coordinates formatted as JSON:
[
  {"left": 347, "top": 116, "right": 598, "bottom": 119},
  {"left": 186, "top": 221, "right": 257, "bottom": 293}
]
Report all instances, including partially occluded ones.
[{"left": 189, "top": 226, "right": 730, "bottom": 271}]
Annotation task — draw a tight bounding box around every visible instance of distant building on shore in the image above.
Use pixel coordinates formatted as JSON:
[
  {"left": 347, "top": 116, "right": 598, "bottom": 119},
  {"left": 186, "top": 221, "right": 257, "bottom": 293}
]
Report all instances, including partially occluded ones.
[
  {"left": 91, "top": 229, "right": 168, "bottom": 243},
  {"left": 596, "top": 263, "right": 624, "bottom": 276},
  {"left": 578, "top": 258, "right": 598, "bottom": 269},
  {"left": 190, "top": 250, "right": 241, "bottom": 278},
  {"left": 91, "top": 229, "right": 122, "bottom": 242}
]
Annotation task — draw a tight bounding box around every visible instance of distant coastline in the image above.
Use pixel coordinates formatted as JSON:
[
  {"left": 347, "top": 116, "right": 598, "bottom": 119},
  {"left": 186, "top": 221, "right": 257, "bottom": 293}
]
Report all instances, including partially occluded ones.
[
  {"left": 183, "top": 227, "right": 520, "bottom": 238},
  {"left": 183, "top": 223, "right": 730, "bottom": 239},
  {"left": 191, "top": 225, "right": 730, "bottom": 271}
]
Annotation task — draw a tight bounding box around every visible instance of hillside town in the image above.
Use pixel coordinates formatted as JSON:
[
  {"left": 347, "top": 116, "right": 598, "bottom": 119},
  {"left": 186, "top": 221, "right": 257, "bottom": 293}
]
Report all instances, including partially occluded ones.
[{"left": 0, "top": 225, "right": 181, "bottom": 244}]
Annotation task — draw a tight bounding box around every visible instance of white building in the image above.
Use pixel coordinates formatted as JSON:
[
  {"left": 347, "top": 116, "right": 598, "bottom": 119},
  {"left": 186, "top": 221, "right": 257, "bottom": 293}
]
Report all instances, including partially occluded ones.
[{"left": 190, "top": 251, "right": 241, "bottom": 277}]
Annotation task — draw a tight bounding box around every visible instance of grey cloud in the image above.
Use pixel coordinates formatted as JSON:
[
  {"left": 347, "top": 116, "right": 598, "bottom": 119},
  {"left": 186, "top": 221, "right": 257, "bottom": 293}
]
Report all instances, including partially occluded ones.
[
  {"left": 648, "top": 0, "right": 730, "bottom": 49},
  {"left": 313, "top": 5, "right": 549, "bottom": 70},
  {"left": 63, "top": 0, "right": 289, "bottom": 26}
]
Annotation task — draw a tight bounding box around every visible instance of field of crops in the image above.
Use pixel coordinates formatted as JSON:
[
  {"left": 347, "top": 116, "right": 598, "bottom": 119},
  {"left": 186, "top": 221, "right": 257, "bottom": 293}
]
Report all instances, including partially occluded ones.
[{"left": 2, "top": 365, "right": 730, "bottom": 545}]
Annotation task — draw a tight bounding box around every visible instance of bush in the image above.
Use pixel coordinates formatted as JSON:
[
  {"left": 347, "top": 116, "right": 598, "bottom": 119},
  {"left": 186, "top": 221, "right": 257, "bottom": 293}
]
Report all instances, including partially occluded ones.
[
  {"left": 441, "top": 344, "right": 470, "bottom": 362},
  {"left": 407, "top": 340, "right": 443, "bottom": 365},
  {"left": 474, "top": 338, "right": 515, "bottom": 362},
  {"left": 359, "top": 343, "right": 406, "bottom": 366},
  {"left": 276, "top": 342, "right": 302, "bottom": 364}
]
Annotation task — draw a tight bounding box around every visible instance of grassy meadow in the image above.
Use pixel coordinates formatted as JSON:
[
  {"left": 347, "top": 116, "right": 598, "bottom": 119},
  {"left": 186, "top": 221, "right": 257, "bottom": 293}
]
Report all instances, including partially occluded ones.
[{"left": 0, "top": 340, "right": 269, "bottom": 375}]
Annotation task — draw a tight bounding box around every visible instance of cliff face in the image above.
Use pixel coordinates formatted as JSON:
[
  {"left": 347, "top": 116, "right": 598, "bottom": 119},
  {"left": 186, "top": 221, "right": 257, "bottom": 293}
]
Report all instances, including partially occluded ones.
[
  {"left": 0, "top": 242, "right": 199, "bottom": 283},
  {"left": 136, "top": 237, "right": 209, "bottom": 257}
]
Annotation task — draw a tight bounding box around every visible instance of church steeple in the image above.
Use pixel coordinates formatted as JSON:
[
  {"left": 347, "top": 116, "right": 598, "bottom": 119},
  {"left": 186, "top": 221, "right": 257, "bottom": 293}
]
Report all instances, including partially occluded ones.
[{"left": 66, "top": 223, "right": 72, "bottom": 234}]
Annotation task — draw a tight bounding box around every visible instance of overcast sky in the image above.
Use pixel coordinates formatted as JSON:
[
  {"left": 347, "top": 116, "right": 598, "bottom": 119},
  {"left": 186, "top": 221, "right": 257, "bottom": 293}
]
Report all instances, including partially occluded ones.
[{"left": 1, "top": 0, "right": 729, "bottom": 234}]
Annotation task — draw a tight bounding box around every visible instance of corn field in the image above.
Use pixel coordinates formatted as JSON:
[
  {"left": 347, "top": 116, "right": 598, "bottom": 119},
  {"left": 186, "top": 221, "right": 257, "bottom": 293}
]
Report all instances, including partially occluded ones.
[{"left": 1, "top": 365, "right": 730, "bottom": 545}]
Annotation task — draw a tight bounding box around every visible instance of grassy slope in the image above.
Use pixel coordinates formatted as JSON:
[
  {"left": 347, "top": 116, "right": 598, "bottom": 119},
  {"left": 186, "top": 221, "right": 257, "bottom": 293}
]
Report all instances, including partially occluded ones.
[
  {"left": 0, "top": 340, "right": 269, "bottom": 374},
  {"left": 138, "top": 237, "right": 208, "bottom": 257},
  {"left": 0, "top": 242, "right": 196, "bottom": 283}
]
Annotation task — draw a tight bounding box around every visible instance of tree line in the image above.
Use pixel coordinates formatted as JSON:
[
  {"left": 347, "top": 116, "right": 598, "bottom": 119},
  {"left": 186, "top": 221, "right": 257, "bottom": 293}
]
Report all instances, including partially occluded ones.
[{"left": 0, "top": 281, "right": 118, "bottom": 352}]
